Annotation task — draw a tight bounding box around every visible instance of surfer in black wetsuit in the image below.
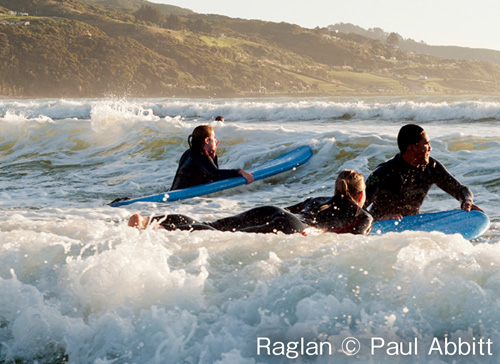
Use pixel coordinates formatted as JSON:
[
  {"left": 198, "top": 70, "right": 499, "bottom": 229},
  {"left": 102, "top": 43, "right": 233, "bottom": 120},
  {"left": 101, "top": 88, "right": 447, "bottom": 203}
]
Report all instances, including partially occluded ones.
[
  {"left": 108, "top": 125, "right": 253, "bottom": 205},
  {"left": 364, "top": 124, "right": 483, "bottom": 221},
  {"left": 170, "top": 125, "right": 253, "bottom": 190},
  {"left": 128, "top": 170, "right": 373, "bottom": 235}
]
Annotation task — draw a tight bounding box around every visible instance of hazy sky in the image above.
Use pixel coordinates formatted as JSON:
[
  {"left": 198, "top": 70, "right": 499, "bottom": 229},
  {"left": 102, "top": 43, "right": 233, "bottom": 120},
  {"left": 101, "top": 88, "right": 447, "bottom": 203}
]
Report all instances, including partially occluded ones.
[{"left": 154, "top": 0, "right": 500, "bottom": 51}]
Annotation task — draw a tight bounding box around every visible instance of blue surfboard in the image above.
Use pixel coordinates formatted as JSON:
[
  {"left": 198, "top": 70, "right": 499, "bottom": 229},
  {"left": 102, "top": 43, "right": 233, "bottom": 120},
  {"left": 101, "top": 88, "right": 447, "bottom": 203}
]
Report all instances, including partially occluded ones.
[
  {"left": 110, "top": 145, "right": 313, "bottom": 207},
  {"left": 371, "top": 210, "right": 490, "bottom": 240}
]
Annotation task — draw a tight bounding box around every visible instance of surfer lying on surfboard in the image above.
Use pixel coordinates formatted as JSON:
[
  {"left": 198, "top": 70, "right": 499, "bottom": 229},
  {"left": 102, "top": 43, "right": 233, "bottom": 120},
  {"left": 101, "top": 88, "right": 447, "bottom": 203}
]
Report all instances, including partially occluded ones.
[
  {"left": 128, "top": 170, "right": 373, "bottom": 235},
  {"left": 364, "top": 124, "right": 483, "bottom": 221}
]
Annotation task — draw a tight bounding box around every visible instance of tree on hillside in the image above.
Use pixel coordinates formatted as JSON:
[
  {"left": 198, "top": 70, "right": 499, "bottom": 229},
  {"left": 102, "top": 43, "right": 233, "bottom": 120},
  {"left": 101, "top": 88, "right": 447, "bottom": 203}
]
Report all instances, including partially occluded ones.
[
  {"left": 369, "top": 27, "right": 387, "bottom": 41},
  {"left": 387, "top": 32, "right": 401, "bottom": 46},
  {"left": 134, "top": 5, "right": 164, "bottom": 25},
  {"left": 164, "top": 13, "right": 182, "bottom": 30},
  {"left": 188, "top": 18, "right": 212, "bottom": 33}
]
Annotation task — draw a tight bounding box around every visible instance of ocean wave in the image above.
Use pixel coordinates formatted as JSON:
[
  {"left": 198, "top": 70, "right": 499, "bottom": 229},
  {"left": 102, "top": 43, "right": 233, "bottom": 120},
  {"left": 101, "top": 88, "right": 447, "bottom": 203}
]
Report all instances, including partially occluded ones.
[{"left": 2, "top": 97, "right": 500, "bottom": 123}]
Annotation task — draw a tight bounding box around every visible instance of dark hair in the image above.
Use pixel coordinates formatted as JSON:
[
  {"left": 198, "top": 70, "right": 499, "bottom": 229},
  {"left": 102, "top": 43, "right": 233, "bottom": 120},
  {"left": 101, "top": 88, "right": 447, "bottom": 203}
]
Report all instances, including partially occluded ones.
[
  {"left": 397, "top": 124, "right": 425, "bottom": 153},
  {"left": 334, "top": 170, "right": 365, "bottom": 202},
  {"left": 215, "top": 116, "right": 224, "bottom": 121},
  {"left": 188, "top": 125, "right": 213, "bottom": 152}
]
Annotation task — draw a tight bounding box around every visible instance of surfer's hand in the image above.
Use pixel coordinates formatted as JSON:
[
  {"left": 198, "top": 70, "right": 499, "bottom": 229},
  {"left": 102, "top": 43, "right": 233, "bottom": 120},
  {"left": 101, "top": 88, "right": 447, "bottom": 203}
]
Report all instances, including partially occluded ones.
[
  {"left": 380, "top": 213, "right": 403, "bottom": 221},
  {"left": 462, "top": 200, "right": 484, "bottom": 213},
  {"left": 461, "top": 199, "right": 473, "bottom": 211},
  {"left": 461, "top": 200, "right": 484, "bottom": 212},
  {"left": 239, "top": 170, "right": 254, "bottom": 184}
]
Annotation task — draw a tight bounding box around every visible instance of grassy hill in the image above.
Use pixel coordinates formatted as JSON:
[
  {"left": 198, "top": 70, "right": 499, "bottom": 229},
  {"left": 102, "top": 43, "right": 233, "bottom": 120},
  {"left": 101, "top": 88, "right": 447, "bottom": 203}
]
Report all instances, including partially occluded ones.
[{"left": 2, "top": 0, "right": 500, "bottom": 97}]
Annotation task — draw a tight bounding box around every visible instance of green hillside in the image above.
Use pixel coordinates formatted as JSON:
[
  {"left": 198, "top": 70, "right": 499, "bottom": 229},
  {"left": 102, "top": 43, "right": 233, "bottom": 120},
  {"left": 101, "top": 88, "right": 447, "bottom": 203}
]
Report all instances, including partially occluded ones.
[{"left": 2, "top": 0, "right": 500, "bottom": 97}]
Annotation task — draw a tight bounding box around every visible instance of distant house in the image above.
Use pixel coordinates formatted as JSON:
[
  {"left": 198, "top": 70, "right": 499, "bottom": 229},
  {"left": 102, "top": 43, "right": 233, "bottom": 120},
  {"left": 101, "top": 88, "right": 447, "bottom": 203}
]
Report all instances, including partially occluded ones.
[{"left": 5, "top": 11, "right": 29, "bottom": 16}]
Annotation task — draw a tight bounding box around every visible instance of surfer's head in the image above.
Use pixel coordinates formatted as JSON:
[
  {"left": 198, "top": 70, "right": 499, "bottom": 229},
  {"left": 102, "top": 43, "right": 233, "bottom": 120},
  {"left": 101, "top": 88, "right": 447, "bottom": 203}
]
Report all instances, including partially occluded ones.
[
  {"left": 335, "top": 170, "right": 366, "bottom": 207},
  {"left": 398, "top": 124, "right": 431, "bottom": 166},
  {"left": 398, "top": 124, "right": 425, "bottom": 153},
  {"left": 188, "top": 125, "right": 218, "bottom": 155}
]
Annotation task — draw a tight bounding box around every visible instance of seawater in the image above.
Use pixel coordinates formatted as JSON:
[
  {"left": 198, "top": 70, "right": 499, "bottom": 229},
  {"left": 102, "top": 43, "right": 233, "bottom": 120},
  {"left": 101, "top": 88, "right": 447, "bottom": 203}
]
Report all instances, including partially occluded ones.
[{"left": 0, "top": 96, "right": 499, "bottom": 364}]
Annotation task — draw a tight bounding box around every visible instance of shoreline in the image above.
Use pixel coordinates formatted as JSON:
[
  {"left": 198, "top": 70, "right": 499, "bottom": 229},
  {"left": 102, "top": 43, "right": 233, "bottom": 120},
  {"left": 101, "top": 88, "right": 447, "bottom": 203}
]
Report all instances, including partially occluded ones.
[{"left": 2, "top": 92, "right": 500, "bottom": 101}]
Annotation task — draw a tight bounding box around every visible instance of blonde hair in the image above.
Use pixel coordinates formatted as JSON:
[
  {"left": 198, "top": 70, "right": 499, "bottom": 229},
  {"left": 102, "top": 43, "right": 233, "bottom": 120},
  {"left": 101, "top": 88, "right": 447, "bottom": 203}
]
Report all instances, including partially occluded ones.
[{"left": 334, "top": 170, "right": 365, "bottom": 202}]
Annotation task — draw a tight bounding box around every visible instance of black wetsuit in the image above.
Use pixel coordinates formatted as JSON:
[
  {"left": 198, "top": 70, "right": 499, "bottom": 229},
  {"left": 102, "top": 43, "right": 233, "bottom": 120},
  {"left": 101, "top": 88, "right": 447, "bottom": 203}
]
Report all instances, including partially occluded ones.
[
  {"left": 365, "top": 153, "right": 473, "bottom": 221},
  {"left": 150, "top": 206, "right": 305, "bottom": 234},
  {"left": 286, "top": 194, "right": 373, "bottom": 235},
  {"left": 150, "top": 194, "right": 373, "bottom": 235},
  {"left": 170, "top": 149, "right": 241, "bottom": 190}
]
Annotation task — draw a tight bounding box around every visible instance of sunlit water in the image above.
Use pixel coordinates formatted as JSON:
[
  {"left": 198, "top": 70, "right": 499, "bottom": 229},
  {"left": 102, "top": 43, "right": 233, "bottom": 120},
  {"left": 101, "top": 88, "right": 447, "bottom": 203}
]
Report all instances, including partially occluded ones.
[{"left": 1, "top": 96, "right": 500, "bottom": 363}]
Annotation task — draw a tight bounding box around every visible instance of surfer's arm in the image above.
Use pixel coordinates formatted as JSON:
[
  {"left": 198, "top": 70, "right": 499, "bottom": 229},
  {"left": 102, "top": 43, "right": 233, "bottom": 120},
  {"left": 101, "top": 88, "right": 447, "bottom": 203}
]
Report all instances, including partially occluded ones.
[
  {"left": 285, "top": 197, "right": 314, "bottom": 213},
  {"left": 354, "top": 212, "right": 374, "bottom": 235},
  {"left": 198, "top": 154, "right": 253, "bottom": 183},
  {"left": 433, "top": 160, "right": 475, "bottom": 209},
  {"left": 325, "top": 209, "right": 374, "bottom": 235},
  {"left": 364, "top": 169, "right": 384, "bottom": 209},
  {"left": 196, "top": 154, "right": 242, "bottom": 181},
  {"left": 238, "top": 169, "right": 254, "bottom": 184}
]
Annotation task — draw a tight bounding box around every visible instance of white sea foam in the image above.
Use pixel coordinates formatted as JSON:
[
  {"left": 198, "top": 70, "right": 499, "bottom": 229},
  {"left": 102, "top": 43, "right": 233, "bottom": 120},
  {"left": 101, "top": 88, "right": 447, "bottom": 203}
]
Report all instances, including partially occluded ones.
[{"left": 0, "top": 97, "right": 499, "bottom": 363}]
